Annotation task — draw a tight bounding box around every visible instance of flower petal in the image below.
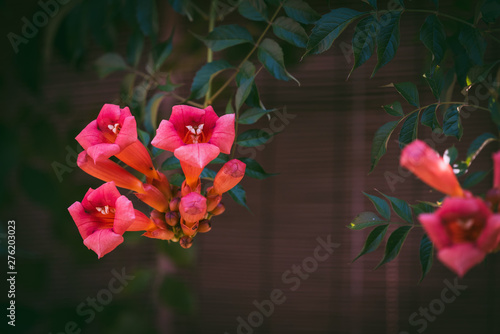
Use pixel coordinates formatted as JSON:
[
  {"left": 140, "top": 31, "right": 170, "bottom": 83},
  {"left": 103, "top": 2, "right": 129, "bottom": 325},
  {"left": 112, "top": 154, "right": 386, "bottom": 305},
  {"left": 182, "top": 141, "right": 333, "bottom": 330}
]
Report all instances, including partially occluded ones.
[
  {"left": 86, "top": 182, "right": 121, "bottom": 209},
  {"left": 75, "top": 120, "right": 108, "bottom": 150},
  {"left": 169, "top": 104, "right": 206, "bottom": 130},
  {"left": 68, "top": 201, "right": 99, "bottom": 240},
  {"left": 96, "top": 104, "right": 122, "bottom": 132},
  {"left": 174, "top": 143, "right": 220, "bottom": 169},
  {"left": 477, "top": 214, "right": 500, "bottom": 253},
  {"left": 209, "top": 113, "right": 235, "bottom": 154},
  {"left": 438, "top": 243, "right": 485, "bottom": 277},
  {"left": 419, "top": 213, "right": 452, "bottom": 249},
  {"left": 151, "top": 120, "right": 184, "bottom": 152},
  {"left": 83, "top": 229, "right": 124, "bottom": 258},
  {"left": 86, "top": 142, "right": 121, "bottom": 162},
  {"left": 114, "top": 115, "right": 137, "bottom": 149},
  {"left": 202, "top": 105, "right": 219, "bottom": 138},
  {"left": 113, "top": 195, "right": 135, "bottom": 235}
]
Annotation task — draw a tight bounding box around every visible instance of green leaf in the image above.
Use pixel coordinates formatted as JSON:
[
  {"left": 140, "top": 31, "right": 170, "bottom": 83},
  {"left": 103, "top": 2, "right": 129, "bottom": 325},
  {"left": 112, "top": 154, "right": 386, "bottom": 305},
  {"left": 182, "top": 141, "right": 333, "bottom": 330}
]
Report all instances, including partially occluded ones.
[
  {"left": 238, "top": 0, "right": 268, "bottom": 21},
  {"left": 137, "top": 129, "right": 150, "bottom": 146},
  {"left": 200, "top": 168, "right": 217, "bottom": 180},
  {"left": 306, "top": 8, "right": 365, "bottom": 55},
  {"left": 209, "top": 153, "right": 230, "bottom": 164},
  {"left": 190, "top": 60, "right": 233, "bottom": 99},
  {"left": 200, "top": 24, "right": 254, "bottom": 51},
  {"left": 236, "top": 61, "right": 262, "bottom": 109},
  {"left": 398, "top": 112, "right": 419, "bottom": 148},
  {"left": 465, "top": 133, "right": 497, "bottom": 166},
  {"left": 419, "top": 15, "right": 446, "bottom": 66},
  {"left": 353, "top": 224, "right": 389, "bottom": 261},
  {"left": 458, "top": 25, "right": 486, "bottom": 66},
  {"left": 411, "top": 202, "right": 436, "bottom": 215},
  {"left": 235, "top": 75, "right": 255, "bottom": 111},
  {"left": 420, "top": 104, "right": 440, "bottom": 130},
  {"left": 481, "top": 0, "right": 500, "bottom": 23},
  {"left": 126, "top": 29, "right": 144, "bottom": 67},
  {"left": 442, "top": 104, "right": 463, "bottom": 140},
  {"left": 228, "top": 184, "right": 250, "bottom": 210},
  {"left": 238, "top": 108, "right": 275, "bottom": 124},
  {"left": 137, "top": 0, "right": 158, "bottom": 37},
  {"left": 144, "top": 93, "right": 165, "bottom": 133},
  {"left": 462, "top": 170, "right": 490, "bottom": 189},
  {"left": 372, "top": 11, "right": 401, "bottom": 77},
  {"left": 444, "top": 145, "right": 458, "bottom": 165},
  {"left": 258, "top": 38, "right": 299, "bottom": 84},
  {"left": 237, "top": 129, "right": 276, "bottom": 147},
  {"left": 283, "top": 0, "right": 320, "bottom": 24},
  {"left": 375, "top": 225, "right": 412, "bottom": 268},
  {"left": 423, "top": 67, "right": 444, "bottom": 100},
  {"left": 159, "top": 275, "right": 195, "bottom": 314},
  {"left": 363, "top": 192, "right": 391, "bottom": 219},
  {"left": 466, "top": 61, "right": 500, "bottom": 86},
  {"left": 419, "top": 234, "right": 434, "bottom": 283},
  {"left": 379, "top": 192, "right": 413, "bottom": 224},
  {"left": 350, "top": 15, "right": 377, "bottom": 74},
  {"left": 95, "top": 53, "right": 128, "bottom": 79},
  {"left": 348, "top": 212, "right": 388, "bottom": 230},
  {"left": 393, "top": 82, "right": 420, "bottom": 108},
  {"left": 169, "top": 173, "right": 185, "bottom": 187},
  {"left": 369, "top": 120, "right": 399, "bottom": 173},
  {"left": 152, "top": 31, "right": 174, "bottom": 71},
  {"left": 272, "top": 16, "right": 308, "bottom": 48},
  {"left": 226, "top": 98, "right": 235, "bottom": 114},
  {"left": 238, "top": 157, "right": 277, "bottom": 179},
  {"left": 449, "top": 36, "right": 472, "bottom": 88},
  {"left": 168, "top": 0, "right": 194, "bottom": 20},
  {"left": 383, "top": 101, "right": 404, "bottom": 117},
  {"left": 162, "top": 155, "right": 181, "bottom": 170}
]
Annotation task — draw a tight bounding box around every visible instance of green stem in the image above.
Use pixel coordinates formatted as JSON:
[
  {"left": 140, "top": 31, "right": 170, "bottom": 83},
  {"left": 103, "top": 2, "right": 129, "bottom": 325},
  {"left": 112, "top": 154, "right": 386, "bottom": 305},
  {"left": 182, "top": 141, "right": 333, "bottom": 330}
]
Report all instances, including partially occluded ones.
[
  {"left": 204, "top": 0, "right": 218, "bottom": 107},
  {"left": 206, "top": 3, "right": 283, "bottom": 106}
]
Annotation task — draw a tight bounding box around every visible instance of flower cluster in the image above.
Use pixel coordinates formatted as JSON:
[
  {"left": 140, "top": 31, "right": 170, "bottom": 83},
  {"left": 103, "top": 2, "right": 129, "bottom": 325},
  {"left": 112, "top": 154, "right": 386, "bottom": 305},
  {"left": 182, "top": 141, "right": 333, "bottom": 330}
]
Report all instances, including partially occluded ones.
[
  {"left": 68, "top": 104, "right": 245, "bottom": 258},
  {"left": 401, "top": 140, "right": 500, "bottom": 277}
]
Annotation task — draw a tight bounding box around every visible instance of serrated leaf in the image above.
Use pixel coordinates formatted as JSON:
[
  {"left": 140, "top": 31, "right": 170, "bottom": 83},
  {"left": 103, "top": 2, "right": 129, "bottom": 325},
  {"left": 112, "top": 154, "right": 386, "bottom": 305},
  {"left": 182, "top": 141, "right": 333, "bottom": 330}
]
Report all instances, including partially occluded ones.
[
  {"left": 144, "top": 93, "right": 165, "bottom": 133},
  {"left": 306, "top": 8, "right": 365, "bottom": 55},
  {"left": 419, "top": 234, "right": 434, "bottom": 282},
  {"left": 423, "top": 67, "right": 444, "bottom": 100},
  {"left": 458, "top": 25, "right": 486, "bottom": 66},
  {"left": 444, "top": 146, "right": 458, "bottom": 165},
  {"left": 350, "top": 15, "right": 377, "bottom": 74},
  {"left": 238, "top": 108, "right": 275, "bottom": 124},
  {"left": 238, "top": 157, "right": 277, "bottom": 179},
  {"left": 238, "top": 0, "right": 268, "bottom": 21},
  {"left": 126, "top": 29, "right": 144, "bottom": 67},
  {"left": 200, "top": 168, "right": 217, "bottom": 180},
  {"left": 272, "top": 16, "right": 308, "bottom": 48},
  {"left": 162, "top": 155, "right": 181, "bottom": 170},
  {"left": 379, "top": 192, "right": 413, "bottom": 223},
  {"left": 363, "top": 193, "right": 391, "bottom": 219},
  {"left": 283, "top": 0, "right": 321, "bottom": 24},
  {"left": 462, "top": 170, "right": 490, "bottom": 189},
  {"left": 159, "top": 275, "right": 195, "bottom": 315},
  {"left": 190, "top": 60, "right": 233, "bottom": 99},
  {"left": 237, "top": 129, "right": 276, "bottom": 147},
  {"left": 375, "top": 225, "right": 412, "bottom": 268},
  {"left": 466, "top": 133, "right": 497, "bottom": 166},
  {"left": 228, "top": 184, "right": 250, "bottom": 210},
  {"left": 258, "top": 38, "right": 299, "bottom": 84},
  {"left": 442, "top": 104, "right": 463, "bottom": 140},
  {"left": 200, "top": 24, "right": 254, "bottom": 51},
  {"left": 383, "top": 101, "right": 404, "bottom": 117},
  {"left": 95, "top": 53, "right": 128, "bottom": 79},
  {"left": 393, "top": 82, "right": 420, "bottom": 108},
  {"left": 369, "top": 120, "right": 399, "bottom": 173},
  {"left": 372, "top": 11, "right": 401, "bottom": 77},
  {"left": 349, "top": 212, "right": 388, "bottom": 230},
  {"left": 152, "top": 31, "right": 174, "bottom": 71},
  {"left": 420, "top": 104, "right": 440, "bottom": 130},
  {"left": 398, "top": 112, "right": 419, "bottom": 148},
  {"left": 353, "top": 224, "right": 389, "bottom": 261},
  {"left": 419, "top": 15, "right": 446, "bottom": 67}
]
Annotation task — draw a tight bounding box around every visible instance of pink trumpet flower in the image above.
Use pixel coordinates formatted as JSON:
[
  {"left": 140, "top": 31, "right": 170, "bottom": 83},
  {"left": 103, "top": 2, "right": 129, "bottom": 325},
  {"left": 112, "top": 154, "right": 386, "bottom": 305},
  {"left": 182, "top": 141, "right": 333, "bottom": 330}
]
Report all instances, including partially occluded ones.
[
  {"left": 419, "top": 197, "right": 500, "bottom": 277},
  {"left": 152, "top": 105, "right": 235, "bottom": 188},
  {"left": 400, "top": 140, "right": 465, "bottom": 197},
  {"left": 179, "top": 192, "right": 207, "bottom": 224}
]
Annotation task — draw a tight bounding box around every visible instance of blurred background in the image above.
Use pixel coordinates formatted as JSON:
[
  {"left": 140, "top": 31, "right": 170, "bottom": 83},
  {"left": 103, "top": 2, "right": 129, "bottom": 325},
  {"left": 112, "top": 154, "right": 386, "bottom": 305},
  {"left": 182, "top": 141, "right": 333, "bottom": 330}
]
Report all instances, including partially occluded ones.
[{"left": 1, "top": 0, "right": 499, "bottom": 333}]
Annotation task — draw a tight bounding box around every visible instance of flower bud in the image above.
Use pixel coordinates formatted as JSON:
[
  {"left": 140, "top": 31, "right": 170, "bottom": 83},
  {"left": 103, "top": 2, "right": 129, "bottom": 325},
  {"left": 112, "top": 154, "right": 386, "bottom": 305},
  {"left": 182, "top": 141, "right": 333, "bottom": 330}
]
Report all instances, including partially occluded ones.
[
  {"left": 152, "top": 172, "right": 172, "bottom": 201},
  {"left": 210, "top": 203, "right": 225, "bottom": 216},
  {"left": 180, "top": 220, "right": 199, "bottom": 237},
  {"left": 143, "top": 228, "right": 174, "bottom": 240},
  {"left": 181, "top": 179, "right": 201, "bottom": 197},
  {"left": 198, "top": 219, "right": 212, "bottom": 233},
  {"left": 213, "top": 159, "right": 246, "bottom": 194},
  {"left": 135, "top": 184, "right": 169, "bottom": 212},
  {"left": 169, "top": 197, "right": 181, "bottom": 212},
  {"left": 179, "top": 192, "right": 207, "bottom": 224},
  {"left": 205, "top": 187, "right": 222, "bottom": 212},
  {"left": 180, "top": 236, "right": 194, "bottom": 249},
  {"left": 165, "top": 211, "right": 179, "bottom": 227}
]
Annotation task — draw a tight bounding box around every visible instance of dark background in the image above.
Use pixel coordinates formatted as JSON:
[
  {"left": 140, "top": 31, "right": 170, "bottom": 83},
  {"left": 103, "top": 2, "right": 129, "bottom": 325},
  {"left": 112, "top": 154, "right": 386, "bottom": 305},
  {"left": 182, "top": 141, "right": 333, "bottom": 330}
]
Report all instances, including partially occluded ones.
[{"left": 1, "top": 0, "right": 499, "bottom": 333}]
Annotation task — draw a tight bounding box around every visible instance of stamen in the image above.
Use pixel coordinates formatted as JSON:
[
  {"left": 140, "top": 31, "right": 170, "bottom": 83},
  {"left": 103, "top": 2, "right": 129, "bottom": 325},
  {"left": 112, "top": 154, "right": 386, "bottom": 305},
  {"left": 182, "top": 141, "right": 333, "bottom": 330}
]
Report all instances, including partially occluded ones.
[
  {"left": 108, "top": 123, "right": 120, "bottom": 135},
  {"left": 185, "top": 124, "right": 204, "bottom": 144},
  {"left": 96, "top": 205, "right": 112, "bottom": 215}
]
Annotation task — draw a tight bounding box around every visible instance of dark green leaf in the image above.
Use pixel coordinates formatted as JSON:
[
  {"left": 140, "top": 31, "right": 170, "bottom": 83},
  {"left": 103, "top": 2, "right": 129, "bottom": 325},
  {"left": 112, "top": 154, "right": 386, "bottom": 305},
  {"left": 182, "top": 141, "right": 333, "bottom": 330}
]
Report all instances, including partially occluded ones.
[
  {"left": 272, "top": 16, "right": 308, "bottom": 48},
  {"left": 200, "top": 24, "right": 254, "bottom": 51},
  {"left": 168, "top": 0, "right": 194, "bottom": 20},
  {"left": 383, "top": 101, "right": 404, "bottom": 117},
  {"left": 379, "top": 192, "right": 413, "bottom": 223},
  {"left": 420, "top": 104, "right": 440, "bottom": 130},
  {"left": 449, "top": 36, "right": 472, "bottom": 88},
  {"left": 209, "top": 153, "right": 230, "bottom": 164},
  {"left": 190, "top": 60, "right": 233, "bottom": 99},
  {"left": 419, "top": 15, "right": 446, "bottom": 66},
  {"left": 236, "top": 76, "right": 255, "bottom": 111},
  {"left": 162, "top": 155, "right": 181, "bottom": 170},
  {"left": 169, "top": 173, "right": 185, "bottom": 187},
  {"left": 348, "top": 212, "right": 388, "bottom": 230},
  {"left": 393, "top": 82, "right": 420, "bottom": 108},
  {"left": 200, "top": 168, "right": 217, "bottom": 180},
  {"left": 144, "top": 93, "right": 165, "bottom": 133},
  {"left": 411, "top": 202, "right": 436, "bottom": 215},
  {"left": 375, "top": 225, "right": 412, "bottom": 268},
  {"left": 423, "top": 67, "right": 444, "bottom": 100},
  {"left": 152, "top": 31, "right": 174, "bottom": 71},
  {"left": 238, "top": 108, "right": 275, "bottom": 124},
  {"left": 306, "top": 8, "right": 365, "bottom": 55},
  {"left": 419, "top": 234, "right": 434, "bottom": 283},
  {"left": 283, "top": 0, "right": 321, "bottom": 24},
  {"left": 454, "top": 161, "right": 469, "bottom": 177},
  {"left": 481, "top": 0, "right": 500, "bottom": 23},
  {"left": 458, "top": 25, "right": 486, "bottom": 65},
  {"left": 444, "top": 146, "right": 458, "bottom": 165},
  {"left": 442, "top": 104, "right": 463, "bottom": 140},
  {"left": 159, "top": 275, "right": 195, "bottom": 314},
  {"left": 237, "top": 129, "right": 276, "bottom": 147},
  {"left": 137, "top": 0, "right": 158, "bottom": 37},
  {"left": 236, "top": 61, "right": 263, "bottom": 108},
  {"left": 228, "top": 184, "right": 250, "bottom": 210},
  {"left": 372, "top": 11, "right": 401, "bottom": 77},
  {"left": 363, "top": 192, "right": 391, "bottom": 219},
  {"left": 350, "top": 15, "right": 377, "bottom": 74},
  {"left": 258, "top": 38, "right": 299, "bottom": 84},
  {"left": 466, "top": 133, "right": 497, "bottom": 166},
  {"left": 238, "top": 0, "right": 268, "bottom": 21},
  {"left": 95, "top": 53, "right": 128, "bottom": 79},
  {"left": 126, "top": 29, "right": 144, "bottom": 67},
  {"left": 238, "top": 157, "right": 277, "bottom": 179},
  {"left": 353, "top": 224, "right": 389, "bottom": 261},
  {"left": 369, "top": 120, "right": 399, "bottom": 173},
  {"left": 137, "top": 129, "right": 150, "bottom": 146},
  {"left": 462, "top": 170, "right": 490, "bottom": 189},
  {"left": 466, "top": 61, "right": 500, "bottom": 86},
  {"left": 398, "top": 112, "right": 419, "bottom": 148}
]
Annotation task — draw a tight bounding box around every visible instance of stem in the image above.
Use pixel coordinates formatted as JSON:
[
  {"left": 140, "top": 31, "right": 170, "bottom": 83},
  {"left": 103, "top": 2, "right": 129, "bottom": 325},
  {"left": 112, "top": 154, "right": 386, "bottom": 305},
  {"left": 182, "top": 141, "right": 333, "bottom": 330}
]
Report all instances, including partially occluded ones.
[
  {"left": 204, "top": 0, "right": 218, "bottom": 107},
  {"left": 206, "top": 3, "right": 283, "bottom": 106}
]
